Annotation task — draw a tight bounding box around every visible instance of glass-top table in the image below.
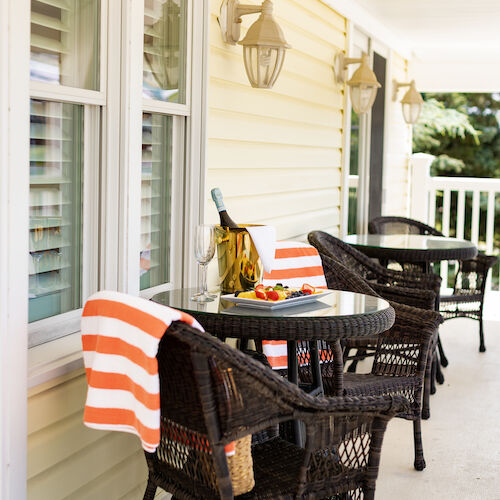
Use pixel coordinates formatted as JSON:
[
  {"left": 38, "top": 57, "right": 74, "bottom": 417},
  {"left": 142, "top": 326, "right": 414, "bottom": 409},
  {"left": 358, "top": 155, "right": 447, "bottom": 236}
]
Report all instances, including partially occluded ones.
[
  {"left": 151, "top": 288, "right": 394, "bottom": 341},
  {"left": 343, "top": 234, "right": 477, "bottom": 267},
  {"left": 152, "top": 288, "right": 394, "bottom": 446}
]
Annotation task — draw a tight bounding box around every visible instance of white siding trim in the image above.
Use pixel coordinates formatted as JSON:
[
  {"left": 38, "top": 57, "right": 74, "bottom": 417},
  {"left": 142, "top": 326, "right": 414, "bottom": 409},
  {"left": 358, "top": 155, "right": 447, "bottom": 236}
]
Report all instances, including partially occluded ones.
[{"left": 0, "top": 0, "right": 30, "bottom": 498}]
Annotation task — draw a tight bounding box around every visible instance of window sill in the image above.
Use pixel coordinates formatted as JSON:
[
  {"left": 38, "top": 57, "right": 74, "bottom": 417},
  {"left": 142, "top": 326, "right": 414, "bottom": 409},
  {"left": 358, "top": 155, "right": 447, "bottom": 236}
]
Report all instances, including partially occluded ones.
[{"left": 28, "top": 331, "right": 84, "bottom": 390}]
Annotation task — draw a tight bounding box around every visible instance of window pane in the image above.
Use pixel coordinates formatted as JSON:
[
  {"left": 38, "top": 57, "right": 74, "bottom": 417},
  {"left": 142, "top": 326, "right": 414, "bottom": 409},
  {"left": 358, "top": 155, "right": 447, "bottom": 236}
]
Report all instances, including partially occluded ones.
[
  {"left": 143, "top": 0, "right": 188, "bottom": 103},
  {"left": 29, "top": 100, "right": 83, "bottom": 322},
  {"left": 30, "top": 0, "right": 100, "bottom": 90},
  {"left": 140, "top": 113, "right": 173, "bottom": 290}
]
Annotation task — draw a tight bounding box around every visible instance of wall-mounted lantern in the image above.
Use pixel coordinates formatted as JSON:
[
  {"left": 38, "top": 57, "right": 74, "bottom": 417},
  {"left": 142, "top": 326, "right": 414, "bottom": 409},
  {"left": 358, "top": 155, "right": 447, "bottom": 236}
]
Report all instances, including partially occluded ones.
[
  {"left": 393, "top": 79, "right": 423, "bottom": 124},
  {"left": 218, "top": 0, "right": 291, "bottom": 89},
  {"left": 333, "top": 52, "right": 381, "bottom": 114}
]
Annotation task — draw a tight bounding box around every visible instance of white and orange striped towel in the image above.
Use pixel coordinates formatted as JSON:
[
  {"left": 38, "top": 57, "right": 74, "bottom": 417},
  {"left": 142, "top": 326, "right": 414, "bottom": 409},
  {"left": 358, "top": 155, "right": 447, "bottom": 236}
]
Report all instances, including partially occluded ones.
[
  {"left": 81, "top": 290, "right": 236, "bottom": 456},
  {"left": 262, "top": 241, "right": 327, "bottom": 369}
]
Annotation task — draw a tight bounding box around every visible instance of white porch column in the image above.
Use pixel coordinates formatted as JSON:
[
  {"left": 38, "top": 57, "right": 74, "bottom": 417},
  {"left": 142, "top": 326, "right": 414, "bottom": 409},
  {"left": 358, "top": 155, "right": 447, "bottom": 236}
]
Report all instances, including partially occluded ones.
[
  {"left": 0, "top": 1, "right": 30, "bottom": 499},
  {"left": 410, "top": 153, "right": 434, "bottom": 224}
]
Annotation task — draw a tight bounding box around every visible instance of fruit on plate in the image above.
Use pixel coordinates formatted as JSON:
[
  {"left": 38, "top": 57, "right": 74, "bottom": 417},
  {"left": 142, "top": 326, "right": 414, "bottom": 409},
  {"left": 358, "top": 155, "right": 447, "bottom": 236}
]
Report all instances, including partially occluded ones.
[{"left": 234, "top": 283, "right": 321, "bottom": 301}]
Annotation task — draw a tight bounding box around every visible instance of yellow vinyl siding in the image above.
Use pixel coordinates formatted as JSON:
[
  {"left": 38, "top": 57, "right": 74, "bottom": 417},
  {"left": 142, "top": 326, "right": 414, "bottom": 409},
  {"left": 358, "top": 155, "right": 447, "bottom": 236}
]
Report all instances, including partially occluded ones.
[
  {"left": 206, "top": 0, "right": 347, "bottom": 242},
  {"left": 27, "top": 370, "right": 147, "bottom": 500},
  {"left": 383, "top": 51, "right": 412, "bottom": 216}
]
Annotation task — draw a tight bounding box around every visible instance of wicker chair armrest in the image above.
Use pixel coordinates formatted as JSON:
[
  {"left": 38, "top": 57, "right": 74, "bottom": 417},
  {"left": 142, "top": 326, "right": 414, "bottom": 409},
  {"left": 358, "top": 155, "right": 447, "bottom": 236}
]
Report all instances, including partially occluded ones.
[
  {"left": 370, "top": 282, "right": 436, "bottom": 310},
  {"left": 295, "top": 394, "right": 410, "bottom": 420},
  {"left": 378, "top": 267, "right": 441, "bottom": 291},
  {"left": 389, "top": 302, "right": 443, "bottom": 332}
]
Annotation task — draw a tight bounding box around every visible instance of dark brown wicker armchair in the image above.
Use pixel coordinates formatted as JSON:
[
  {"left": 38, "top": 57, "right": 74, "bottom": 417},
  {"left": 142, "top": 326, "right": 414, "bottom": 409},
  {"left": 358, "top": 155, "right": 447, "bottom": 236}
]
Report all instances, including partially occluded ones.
[
  {"left": 143, "top": 321, "right": 408, "bottom": 500},
  {"left": 368, "top": 216, "right": 498, "bottom": 353},
  {"left": 301, "top": 255, "right": 442, "bottom": 471},
  {"left": 307, "top": 230, "right": 441, "bottom": 419}
]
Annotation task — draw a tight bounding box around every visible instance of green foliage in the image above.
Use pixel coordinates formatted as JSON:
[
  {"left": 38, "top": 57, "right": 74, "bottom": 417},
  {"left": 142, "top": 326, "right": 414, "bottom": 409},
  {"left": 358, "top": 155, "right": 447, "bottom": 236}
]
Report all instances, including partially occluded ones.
[
  {"left": 413, "top": 98, "right": 480, "bottom": 151},
  {"left": 413, "top": 93, "right": 500, "bottom": 178}
]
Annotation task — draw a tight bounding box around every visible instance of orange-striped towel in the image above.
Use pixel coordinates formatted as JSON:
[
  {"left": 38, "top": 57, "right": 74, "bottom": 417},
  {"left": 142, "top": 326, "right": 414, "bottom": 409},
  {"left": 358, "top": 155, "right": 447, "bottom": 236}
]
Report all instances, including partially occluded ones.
[
  {"left": 81, "top": 291, "right": 236, "bottom": 456},
  {"left": 262, "top": 241, "right": 327, "bottom": 369}
]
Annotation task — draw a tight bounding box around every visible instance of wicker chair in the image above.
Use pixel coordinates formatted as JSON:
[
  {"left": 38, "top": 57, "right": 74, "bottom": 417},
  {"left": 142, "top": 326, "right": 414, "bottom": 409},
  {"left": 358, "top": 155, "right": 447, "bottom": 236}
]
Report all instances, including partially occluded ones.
[
  {"left": 368, "top": 216, "right": 499, "bottom": 353},
  {"left": 299, "top": 254, "right": 442, "bottom": 471},
  {"left": 307, "top": 230, "right": 441, "bottom": 419},
  {"left": 143, "top": 321, "right": 407, "bottom": 500}
]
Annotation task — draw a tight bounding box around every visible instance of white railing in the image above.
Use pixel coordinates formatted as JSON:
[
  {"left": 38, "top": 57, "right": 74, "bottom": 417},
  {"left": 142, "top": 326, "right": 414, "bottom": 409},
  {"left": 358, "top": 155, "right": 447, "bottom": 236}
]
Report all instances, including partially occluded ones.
[{"left": 410, "top": 154, "right": 500, "bottom": 292}]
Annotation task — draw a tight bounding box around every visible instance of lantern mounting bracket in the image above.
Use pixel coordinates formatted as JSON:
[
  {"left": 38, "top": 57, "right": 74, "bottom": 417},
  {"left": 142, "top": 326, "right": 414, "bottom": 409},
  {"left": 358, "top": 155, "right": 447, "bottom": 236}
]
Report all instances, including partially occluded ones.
[
  {"left": 393, "top": 80, "right": 412, "bottom": 101},
  {"left": 333, "top": 53, "right": 363, "bottom": 85},
  {"left": 219, "top": 0, "right": 267, "bottom": 45}
]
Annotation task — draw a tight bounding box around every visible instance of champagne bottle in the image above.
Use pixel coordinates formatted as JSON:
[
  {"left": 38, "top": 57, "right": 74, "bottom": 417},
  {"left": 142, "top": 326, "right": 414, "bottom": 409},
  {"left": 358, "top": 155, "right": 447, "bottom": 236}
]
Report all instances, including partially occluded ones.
[{"left": 211, "top": 188, "right": 239, "bottom": 229}]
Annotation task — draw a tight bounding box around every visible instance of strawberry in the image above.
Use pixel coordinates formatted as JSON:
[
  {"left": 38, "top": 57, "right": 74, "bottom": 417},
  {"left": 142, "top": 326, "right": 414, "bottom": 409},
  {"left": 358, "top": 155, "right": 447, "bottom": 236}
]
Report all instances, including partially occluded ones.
[
  {"left": 266, "top": 290, "right": 279, "bottom": 301},
  {"left": 301, "top": 283, "right": 315, "bottom": 295},
  {"left": 255, "top": 289, "right": 267, "bottom": 300}
]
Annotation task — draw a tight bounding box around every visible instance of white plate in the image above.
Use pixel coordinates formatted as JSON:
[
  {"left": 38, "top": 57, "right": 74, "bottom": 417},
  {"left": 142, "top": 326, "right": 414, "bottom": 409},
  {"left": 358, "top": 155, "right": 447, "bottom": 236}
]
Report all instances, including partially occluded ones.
[{"left": 220, "top": 290, "right": 332, "bottom": 310}]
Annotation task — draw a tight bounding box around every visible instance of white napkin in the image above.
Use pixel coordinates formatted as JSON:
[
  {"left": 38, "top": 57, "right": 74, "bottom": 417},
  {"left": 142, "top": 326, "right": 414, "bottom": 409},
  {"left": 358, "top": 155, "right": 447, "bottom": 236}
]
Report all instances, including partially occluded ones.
[{"left": 246, "top": 225, "right": 276, "bottom": 274}]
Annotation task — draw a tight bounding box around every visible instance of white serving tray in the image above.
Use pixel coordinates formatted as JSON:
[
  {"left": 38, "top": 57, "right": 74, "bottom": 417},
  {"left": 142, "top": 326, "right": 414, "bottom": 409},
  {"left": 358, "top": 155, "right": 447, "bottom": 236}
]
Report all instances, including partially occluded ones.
[{"left": 220, "top": 290, "right": 332, "bottom": 310}]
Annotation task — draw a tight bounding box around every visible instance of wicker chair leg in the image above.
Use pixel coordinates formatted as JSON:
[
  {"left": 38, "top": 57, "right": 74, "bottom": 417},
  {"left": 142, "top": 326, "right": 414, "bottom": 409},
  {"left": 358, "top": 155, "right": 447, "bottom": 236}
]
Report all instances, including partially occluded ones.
[
  {"left": 143, "top": 477, "right": 157, "bottom": 500},
  {"left": 430, "top": 357, "right": 437, "bottom": 395},
  {"left": 437, "top": 335, "right": 449, "bottom": 367},
  {"left": 435, "top": 360, "right": 445, "bottom": 385},
  {"left": 422, "top": 357, "right": 432, "bottom": 420},
  {"left": 413, "top": 418, "right": 426, "bottom": 471},
  {"left": 479, "top": 316, "right": 486, "bottom": 352}
]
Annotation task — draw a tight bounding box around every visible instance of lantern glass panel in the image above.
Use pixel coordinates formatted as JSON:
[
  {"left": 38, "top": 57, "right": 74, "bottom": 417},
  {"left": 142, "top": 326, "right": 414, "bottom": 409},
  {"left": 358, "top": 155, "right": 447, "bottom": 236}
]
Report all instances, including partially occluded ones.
[
  {"left": 350, "top": 84, "right": 377, "bottom": 114},
  {"left": 403, "top": 102, "right": 422, "bottom": 124}
]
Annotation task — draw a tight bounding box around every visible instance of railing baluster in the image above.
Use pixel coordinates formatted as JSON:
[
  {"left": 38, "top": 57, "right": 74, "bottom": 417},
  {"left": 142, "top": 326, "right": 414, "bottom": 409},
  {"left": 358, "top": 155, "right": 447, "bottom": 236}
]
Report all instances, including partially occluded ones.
[
  {"left": 441, "top": 189, "right": 451, "bottom": 286},
  {"left": 428, "top": 189, "right": 436, "bottom": 228},
  {"left": 486, "top": 191, "right": 495, "bottom": 254},
  {"left": 471, "top": 190, "right": 480, "bottom": 245},
  {"left": 442, "top": 189, "right": 451, "bottom": 236},
  {"left": 456, "top": 189, "right": 465, "bottom": 240},
  {"left": 485, "top": 191, "right": 495, "bottom": 292}
]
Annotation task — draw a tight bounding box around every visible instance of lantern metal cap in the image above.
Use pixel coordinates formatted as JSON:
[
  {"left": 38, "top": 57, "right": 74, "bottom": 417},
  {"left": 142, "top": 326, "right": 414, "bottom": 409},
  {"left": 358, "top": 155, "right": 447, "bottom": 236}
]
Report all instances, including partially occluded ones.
[
  {"left": 239, "top": 1, "right": 290, "bottom": 48},
  {"left": 348, "top": 54, "right": 381, "bottom": 89},
  {"left": 393, "top": 79, "right": 423, "bottom": 104}
]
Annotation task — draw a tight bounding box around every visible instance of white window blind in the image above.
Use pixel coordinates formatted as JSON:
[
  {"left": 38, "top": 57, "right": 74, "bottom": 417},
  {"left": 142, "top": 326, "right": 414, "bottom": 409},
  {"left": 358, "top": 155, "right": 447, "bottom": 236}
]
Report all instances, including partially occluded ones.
[
  {"left": 140, "top": 113, "right": 173, "bottom": 290},
  {"left": 29, "top": 99, "right": 83, "bottom": 323},
  {"left": 143, "top": 0, "right": 187, "bottom": 103},
  {"left": 30, "top": 0, "right": 100, "bottom": 90}
]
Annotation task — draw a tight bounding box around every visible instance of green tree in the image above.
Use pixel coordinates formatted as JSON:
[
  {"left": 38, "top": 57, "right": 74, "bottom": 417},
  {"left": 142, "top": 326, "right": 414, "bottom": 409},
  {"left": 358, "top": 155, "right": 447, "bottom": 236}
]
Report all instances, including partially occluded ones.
[{"left": 413, "top": 93, "right": 500, "bottom": 178}]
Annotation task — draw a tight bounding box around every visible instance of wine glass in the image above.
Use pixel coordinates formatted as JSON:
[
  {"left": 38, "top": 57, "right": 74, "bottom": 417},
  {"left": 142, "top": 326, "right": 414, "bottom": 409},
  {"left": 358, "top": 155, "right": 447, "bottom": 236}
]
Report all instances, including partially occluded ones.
[{"left": 191, "top": 224, "right": 216, "bottom": 302}]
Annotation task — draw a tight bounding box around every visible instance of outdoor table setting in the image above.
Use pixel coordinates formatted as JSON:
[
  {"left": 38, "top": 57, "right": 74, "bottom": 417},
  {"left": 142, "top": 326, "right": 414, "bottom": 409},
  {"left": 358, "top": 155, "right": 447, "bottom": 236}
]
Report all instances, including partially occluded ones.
[
  {"left": 152, "top": 206, "right": 397, "bottom": 445},
  {"left": 151, "top": 287, "right": 394, "bottom": 445},
  {"left": 342, "top": 232, "right": 478, "bottom": 384}
]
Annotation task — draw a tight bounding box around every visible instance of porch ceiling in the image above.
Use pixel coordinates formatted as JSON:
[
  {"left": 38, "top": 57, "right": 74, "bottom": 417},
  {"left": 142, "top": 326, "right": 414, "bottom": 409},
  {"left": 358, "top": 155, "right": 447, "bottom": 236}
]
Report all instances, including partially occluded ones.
[{"left": 332, "top": 0, "right": 500, "bottom": 92}]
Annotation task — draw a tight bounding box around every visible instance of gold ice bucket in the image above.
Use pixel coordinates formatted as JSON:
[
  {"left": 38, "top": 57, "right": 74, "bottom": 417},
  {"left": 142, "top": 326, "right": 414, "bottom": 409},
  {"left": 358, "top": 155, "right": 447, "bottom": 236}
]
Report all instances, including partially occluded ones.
[{"left": 215, "top": 225, "right": 263, "bottom": 294}]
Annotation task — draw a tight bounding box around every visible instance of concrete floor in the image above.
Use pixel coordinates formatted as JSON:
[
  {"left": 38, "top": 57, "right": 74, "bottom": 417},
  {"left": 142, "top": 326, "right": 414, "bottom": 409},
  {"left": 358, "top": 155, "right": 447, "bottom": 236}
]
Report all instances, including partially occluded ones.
[{"left": 375, "top": 317, "right": 500, "bottom": 500}]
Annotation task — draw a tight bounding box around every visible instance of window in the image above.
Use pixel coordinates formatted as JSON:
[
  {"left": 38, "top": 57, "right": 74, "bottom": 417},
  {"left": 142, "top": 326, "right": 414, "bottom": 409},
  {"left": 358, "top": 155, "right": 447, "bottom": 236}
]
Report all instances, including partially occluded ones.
[
  {"left": 29, "top": 100, "right": 83, "bottom": 322},
  {"left": 29, "top": 0, "right": 102, "bottom": 346},
  {"left": 30, "top": 0, "right": 100, "bottom": 89},
  {"left": 28, "top": 0, "right": 200, "bottom": 346},
  {"left": 143, "top": 0, "right": 188, "bottom": 103},
  {"left": 140, "top": 0, "right": 190, "bottom": 296},
  {"left": 140, "top": 113, "right": 173, "bottom": 290}
]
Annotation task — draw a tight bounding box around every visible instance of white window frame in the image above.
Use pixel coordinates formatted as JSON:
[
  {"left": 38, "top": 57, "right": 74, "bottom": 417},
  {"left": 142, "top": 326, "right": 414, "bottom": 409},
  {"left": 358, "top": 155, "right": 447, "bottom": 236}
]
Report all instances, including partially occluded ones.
[
  {"left": 139, "top": 0, "right": 193, "bottom": 299},
  {"left": 27, "top": 0, "right": 107, "bottom": 346},
  {"left": 27, "top": 0, "right": 209, "bottom": 382}
]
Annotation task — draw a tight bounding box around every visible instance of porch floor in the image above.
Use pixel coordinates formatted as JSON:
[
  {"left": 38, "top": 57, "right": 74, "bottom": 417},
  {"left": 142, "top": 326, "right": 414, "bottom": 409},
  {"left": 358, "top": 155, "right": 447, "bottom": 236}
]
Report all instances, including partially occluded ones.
[{"left": 376, "top": 315, "right": 500, "bottom": 500}]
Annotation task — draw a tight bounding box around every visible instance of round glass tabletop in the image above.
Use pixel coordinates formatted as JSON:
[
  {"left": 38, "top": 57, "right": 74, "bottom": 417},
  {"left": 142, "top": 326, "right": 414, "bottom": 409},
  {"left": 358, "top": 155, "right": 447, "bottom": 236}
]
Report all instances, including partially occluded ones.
[
  {"left": 152, "top": 288, "right": 391, "bottom": 320},
  {"left": 343, "top": 234, "right": 477, "bottom": 262}
]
